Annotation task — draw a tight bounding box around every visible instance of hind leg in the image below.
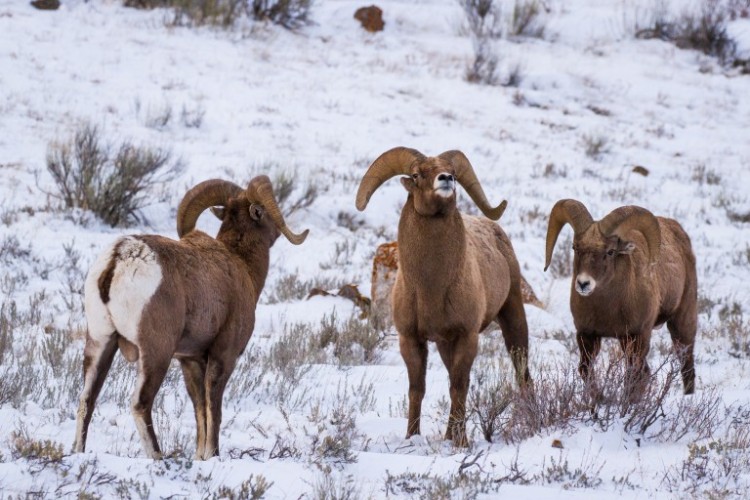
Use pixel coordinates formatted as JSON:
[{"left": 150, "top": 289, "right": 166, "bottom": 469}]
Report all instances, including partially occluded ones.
[
  {"left": 73, "top": 334, "right": 118, "bottom": 453},
  {"left": 202, "top": 355, "right": 237, "bottom": 459},
  {"left": 131, "top": 351, "right": 172, "bottom": 459},
  {"left": 667, "top": 309, "right": 696, "bottom": 395},
  {"left": 618, "top": 332, "right": 652, "bottom": 401},
  {"left": 180, "top": 357, "right": 207, "bottom": 459},
  {"left": 496, "top": 286, "right": 532, "bottom": 387}
]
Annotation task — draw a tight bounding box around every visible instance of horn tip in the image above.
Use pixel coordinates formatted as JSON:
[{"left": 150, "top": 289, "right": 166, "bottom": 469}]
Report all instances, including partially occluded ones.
[
  {"left": 289, "top": 229, "right": 310, "bottom": 245},
  {"left": 487, "top": 200, "right": 508, "bottom": 221}
]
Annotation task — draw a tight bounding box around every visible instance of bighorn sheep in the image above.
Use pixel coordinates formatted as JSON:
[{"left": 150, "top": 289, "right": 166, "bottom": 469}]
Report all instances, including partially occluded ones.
[
  {"left": 356, "top": 147, "right": 532, "bottom": 446},
  {"left": 544, "top": 199, "right": 697, "bottom": 396},
  {"left": 73, "top": 175, "right": 309, "bottom": 460}
]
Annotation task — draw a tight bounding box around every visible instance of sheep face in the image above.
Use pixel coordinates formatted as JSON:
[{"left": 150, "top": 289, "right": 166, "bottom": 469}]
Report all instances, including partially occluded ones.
[
  {"left": 212, "top": 198, "right": 281, "bottom": 249},
  {"left": 399, "top": 158, "right": 457, "bottom": 217},
  {"left": 572, "top": 229, "right": 636, "bottom": 297}
]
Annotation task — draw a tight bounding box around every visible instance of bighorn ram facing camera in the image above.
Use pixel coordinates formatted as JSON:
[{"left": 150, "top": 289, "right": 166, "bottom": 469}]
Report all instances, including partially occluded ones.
[
  {"left": 356, "top": 147, "right": 532, "bottom": 447},
  {"left": 545, "top": 199, "right": 697, "bottom": 396},
  {"left": 73, "top": 175, "right": 309, "bottom": 459}
]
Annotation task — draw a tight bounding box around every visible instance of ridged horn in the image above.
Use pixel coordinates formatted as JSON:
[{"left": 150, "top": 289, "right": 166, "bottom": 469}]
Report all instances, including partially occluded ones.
[
  {"left": 246, "top": 175, "right": 309, "bottom": 245},
  {"left": 544, "top": 199, "right": 594, "bottom": 271},
  {"left": 598, "top": 206, "right": 661, "bottom": 263},
  {"left": 177, "top": 180, "right": 244, "bottom": 238},
  {"left": 355, "top": 147, "right": 425, "bottom": 211},
  {"left": 438, "top": 150, "right": 507, "bottom": 220}
]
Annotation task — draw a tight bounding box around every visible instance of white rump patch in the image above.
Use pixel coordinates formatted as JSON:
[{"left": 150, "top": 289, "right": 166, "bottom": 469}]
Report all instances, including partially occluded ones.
[
  {"left": 84, "top": 241, "right": 118, "bottom": 343},
  {"left": 575, "top": 272, "right": 596, "bottom": 296},
  {"left": 106, "top": 237, "right": 163, "bottom": 345},
  {"left": 433, "top": 175, "right": 455, "bottom": 198}
]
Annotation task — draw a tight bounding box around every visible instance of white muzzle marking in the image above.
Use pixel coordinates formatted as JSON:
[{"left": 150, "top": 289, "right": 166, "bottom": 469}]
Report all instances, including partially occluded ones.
[
  {"left": 575, "top": 272, "right": 596, "bottom": 296},
  {"left": 433, "top": 176, "right": 455, "bottom": 198}
]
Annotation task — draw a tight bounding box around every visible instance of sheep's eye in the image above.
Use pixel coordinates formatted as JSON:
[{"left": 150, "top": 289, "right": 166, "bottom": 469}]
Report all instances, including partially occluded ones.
[
  {"left": 411, "top": 173, "right": 419, "bottom": 180},
  {"left": 607, "top": 249, "right": 615, "bottom": 257}
]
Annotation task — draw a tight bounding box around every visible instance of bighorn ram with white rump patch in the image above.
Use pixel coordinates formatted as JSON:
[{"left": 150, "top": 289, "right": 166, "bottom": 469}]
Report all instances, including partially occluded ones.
[
  {"left": 545, "top": 199, "right": 697, "bottom": 396},
  {"left": 73, "top": 175, "right": 308, "bottom": 460},
  {"left": 356, "top": 147, "right": 532, "bottom": 447}
]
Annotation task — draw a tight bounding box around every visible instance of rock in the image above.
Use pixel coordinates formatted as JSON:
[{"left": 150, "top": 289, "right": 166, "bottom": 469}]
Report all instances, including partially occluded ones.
[
  {"left": 632, "top": 165, "right": 650, "bottom": 176},
  {"left": 30, "top": 0, "right": 60, "bottom": 10},
  {"left": 354, "top": 5, "right": 385, "bottom": 33}
]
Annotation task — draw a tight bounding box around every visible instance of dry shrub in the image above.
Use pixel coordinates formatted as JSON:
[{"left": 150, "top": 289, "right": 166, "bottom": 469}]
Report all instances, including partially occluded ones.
[
  {"left": 268, "top": 169, "right": 318, "bottom": 216},
  {"left": 10, "top": 428, "right": 65, "bottom": 465},
  {"left": 547, "top": 233, "right": 573, "bottom": 279},
  {"left": 264, "top": 272, "right": 344, "bottom": 304},
  {"left": 458, "top": 0, "right": 503, "bottom": 39},
  {"left": 249, "top": 0, "right": 313, "bottom": 29},
  {"left": 468, "top": 358, "right": 516, "bottom": 442},
  {"left": 509, "top": 0, "right": 546, "bottom": 38},
  {"left": 45, "top": 122, "right": 180, "bottom": 227},
  {"left": 465, "top": 38, "right": 500, "bottom": 85},
  {"left": 315, "top": 312, "right": 385, "bottom": 365},
  {"left": 126, "top": 0, "right": 313, "bottom": 29},
  {"left": 474, "top": 350, "right": 724, "bottom": 444},
  {"left": 503, "top": 360, "right": 585, "bottom": 442},
  {"left": 635, "top": 0, "right": 739, "bottom": 65},
  {"left": 460, "top": 0, "right": 502, "bottom": 85},
  {"left": 662, "top": 425, "right": 750, "bottom": 497},
  {"left": 311, "top": 473, "right": 360, "bottom": 500}
]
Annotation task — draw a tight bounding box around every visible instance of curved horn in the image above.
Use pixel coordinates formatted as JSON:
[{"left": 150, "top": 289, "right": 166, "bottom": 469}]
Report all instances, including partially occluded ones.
[
  {"left": 438, "top": 150, "right": 507, "bottom": 220},
  {"left": 355, "top": 147, "right": 425, "bottom": 211},
  {"left": 544, "top": 199, "right": 594, "bottom": 271},
  {"left": 246, "top": 175, "right": 309, "bottom": 245},
  {"left": 598, "top": 206, "right": 661, "bottom": 263},
  {"left": 177, "top": 179, "right": 244, "bottom": 238}
]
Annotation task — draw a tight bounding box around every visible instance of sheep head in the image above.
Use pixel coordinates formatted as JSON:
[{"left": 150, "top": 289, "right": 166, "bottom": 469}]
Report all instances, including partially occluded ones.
[
  {"left": 176, "top": 175, "right": 309, "bottom": 245},
  {"left": 545, "top": 199, "right": 661, "bottom": 297},
  {"left": 355, "top": 147, "right": 507, "bottom": 220}
]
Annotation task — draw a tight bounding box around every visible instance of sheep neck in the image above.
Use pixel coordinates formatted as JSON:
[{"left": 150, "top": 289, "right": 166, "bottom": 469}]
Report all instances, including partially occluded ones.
[
  {"left": 398, "top": 198, "right": 466, "bottom": 303},
  {"left": 220, "top": 236, "right": 271, "bottom": 305}
]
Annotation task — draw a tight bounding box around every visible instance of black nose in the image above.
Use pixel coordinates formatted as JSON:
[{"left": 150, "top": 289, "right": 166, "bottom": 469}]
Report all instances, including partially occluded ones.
[
  {"left": 438, "top": 173, "right": 454, "bottom": 182},
  {"left": 577, "top": 278, "right": 590, "bottom": 291}
]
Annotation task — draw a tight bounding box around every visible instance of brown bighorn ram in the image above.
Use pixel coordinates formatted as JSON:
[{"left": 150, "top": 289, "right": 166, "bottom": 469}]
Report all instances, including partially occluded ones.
[
  {"left": 356, "top": 147, "right": 532, "bottom": 447},
  {"left": 545, "top": 199, "right": 697, "bottom": 396},
  {"left": 73, "top": 175, "right": 308, "bottom": 459}
]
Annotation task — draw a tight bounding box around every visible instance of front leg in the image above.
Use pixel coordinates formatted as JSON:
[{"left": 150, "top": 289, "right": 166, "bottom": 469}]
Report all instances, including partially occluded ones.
[
  {"left": 436, "top": 332, "right": 478, "bottom": 447},
  {"left": 399, "top": 334, "right": 427, "bottom": 439},
  {"left": 577, "top": 333, "right": 602, "bottom": 406}
]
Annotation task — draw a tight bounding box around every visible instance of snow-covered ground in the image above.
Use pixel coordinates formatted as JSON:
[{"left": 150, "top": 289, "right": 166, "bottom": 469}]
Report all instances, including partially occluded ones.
[{"left": 1, "top": 0, "right": 749, "bottom": 497}]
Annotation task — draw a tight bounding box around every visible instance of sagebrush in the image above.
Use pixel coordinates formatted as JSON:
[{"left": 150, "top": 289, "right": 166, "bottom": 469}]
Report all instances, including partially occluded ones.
[{"left": 45, "top": 122, "right": 180, "bottom": 227}]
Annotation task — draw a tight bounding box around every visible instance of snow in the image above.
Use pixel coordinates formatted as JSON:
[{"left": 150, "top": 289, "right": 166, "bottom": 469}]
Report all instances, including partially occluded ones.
[{"left": 1, "top": 0, "right": 750, "bottom": 498}]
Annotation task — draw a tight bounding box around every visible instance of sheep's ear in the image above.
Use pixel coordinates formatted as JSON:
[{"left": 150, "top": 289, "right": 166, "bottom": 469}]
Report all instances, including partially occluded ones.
[
  {"left": 249, "top": 204, "right": 264, "bottom": 221},
  {"left": 617, "top": 238, "right": 636, "bottom": 255},
  {"left": 210, "top": 206, "right": 225, "bottom": 220},
  {"left": 400, "top": 176, "right": 416, "bottom": 193}
]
